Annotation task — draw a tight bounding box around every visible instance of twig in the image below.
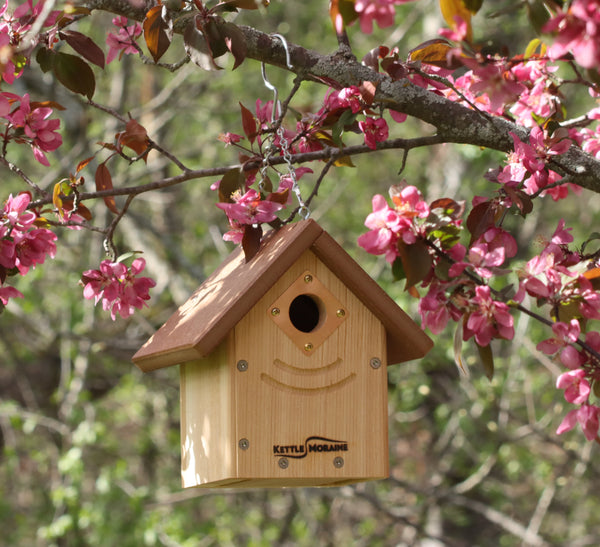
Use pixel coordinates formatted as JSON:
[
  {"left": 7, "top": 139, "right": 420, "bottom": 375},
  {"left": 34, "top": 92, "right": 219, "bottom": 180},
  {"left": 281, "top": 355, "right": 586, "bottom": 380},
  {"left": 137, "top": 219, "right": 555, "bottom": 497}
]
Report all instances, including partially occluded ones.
[
  {"left": 29, "top": 135, "right": 445, "bottom": 209},
  {"left": 0, "top": 156, "right": 50, "bottom": 198}
]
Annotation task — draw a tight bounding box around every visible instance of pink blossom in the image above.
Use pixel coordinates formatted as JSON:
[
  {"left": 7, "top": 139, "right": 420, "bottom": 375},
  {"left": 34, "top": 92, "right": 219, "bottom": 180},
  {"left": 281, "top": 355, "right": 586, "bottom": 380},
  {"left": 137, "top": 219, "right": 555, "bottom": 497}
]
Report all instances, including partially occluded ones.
[
  {"left": 215, "top": 188, "right": 284, "bottom": 225},
  {"left": 537, "top": 320, "right": 585, "bottom": 369},
  {"left": 359, "top": 185, "right": 429, "bottom": 261},
  {"left": 359, "top": 117, "right": 389, "bottom": 150},
  {"left": 419, "top": 281, "right": 459, "bottom": 334},
  {"left": 0, "top": 192, "right": 56, "bottom": 273},
  {"left": 106, "top": 17, "right": 142, "bottom": 64},
  {"left": 438, "top": 15, "right": 469, "bottom": 42},
  {"left": 552, "top": 218, "right": 574, "bottom": 245},
  {"left": 463, "top": 285, "right": 514, "bottom": 346},
  {"left": 557, "top": 404, "right": 600, "bottom": 441},
  {"left": 12, "top": 227, "right": 57, "bottom": 275},
  {"left": 358, "top": 194, "right": 404, "bottom": 262},
  {"left": 335, "top": 86, "right": 363, "bottom": 114},
  {"left": 0, "top": 284, "right": 23, "bottom": 305},
  {"left": 556, "top": 369, "right": 591, "bottom": 404},
  {"left": 544, "top": 1, "right": 600, "bottom": 69},
  {"left": 81, "top": 257, "right": 155, "bottom": 320},
  {"left": 449, "top": 227, "right": 517, "bottom": 279},
  {"left": 275, "top": 167, "right": 313, "bottom": 206},
  {"left": 464, "top": 60, "right": 526, "bottom": 114},
  {"left": 510, "top": 80, "right": 557, "bottom": 127},
  {"left": 218, "top": 132, "right": 243, "bottom": 146},
  {"left": 353, "top": 0, "right": 415, "bottom": 34},
  {"left": 222, "top": 221, "right": 245, "bottom": 244},
  {"left": 5, "top": 93, "right": 62, "bottom": 165},
  {"left": 3, "top": 192, "right": 37, "bottom": 230}
]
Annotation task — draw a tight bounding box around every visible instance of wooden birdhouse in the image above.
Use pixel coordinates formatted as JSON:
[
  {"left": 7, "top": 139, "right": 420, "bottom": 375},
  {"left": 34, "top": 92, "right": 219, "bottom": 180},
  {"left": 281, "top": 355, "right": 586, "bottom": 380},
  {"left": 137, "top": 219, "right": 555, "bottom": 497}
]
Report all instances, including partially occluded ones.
[{"left": 132, "top": 219, "right": 432, "bottom": 488}]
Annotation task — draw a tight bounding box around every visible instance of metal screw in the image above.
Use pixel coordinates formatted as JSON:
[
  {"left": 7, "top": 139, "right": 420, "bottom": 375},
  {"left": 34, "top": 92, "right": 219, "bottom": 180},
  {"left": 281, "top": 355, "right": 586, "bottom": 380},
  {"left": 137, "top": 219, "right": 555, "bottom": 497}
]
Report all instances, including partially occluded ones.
[
  {"left": 237, "top": 360, "right": 248, "bottom": 372},
  {"left": 304, "top": 274, "right": 313, "bottom": 283},
  {"left": 278, "top": 458, "right": 289, "bottom": 469},
  {"left": 336, "top": 308, "right": 345, "bottom": 318},
  {"left": 370, "top": 357, "right": 382, "bottom": 369},
  {"left": 333, "top": 457, "right": 344, "bottom": 468},
  {"left": 271, "top": 307, "right": 280, "bottom": 316},
  {"left": 304, "top": 343, "right": 313, "bottom": 352},
  {"left": 238, "top": 438, "right": 249, "bottom": 450}
]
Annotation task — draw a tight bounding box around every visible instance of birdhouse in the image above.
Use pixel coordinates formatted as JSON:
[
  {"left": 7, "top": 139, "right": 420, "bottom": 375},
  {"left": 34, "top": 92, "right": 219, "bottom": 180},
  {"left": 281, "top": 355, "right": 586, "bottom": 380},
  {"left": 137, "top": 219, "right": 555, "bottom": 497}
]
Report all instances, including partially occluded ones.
[{"left": 132, "top": 219, "right": 432, "bottom": 488}]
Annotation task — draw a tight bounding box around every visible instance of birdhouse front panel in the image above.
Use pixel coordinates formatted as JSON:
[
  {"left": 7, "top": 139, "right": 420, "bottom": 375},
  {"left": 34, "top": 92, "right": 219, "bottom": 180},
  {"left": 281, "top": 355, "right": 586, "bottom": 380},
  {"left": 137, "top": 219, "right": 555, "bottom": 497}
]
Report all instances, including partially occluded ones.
[{"left": 231, "top": 249, "right": 389, "bottom": 487}]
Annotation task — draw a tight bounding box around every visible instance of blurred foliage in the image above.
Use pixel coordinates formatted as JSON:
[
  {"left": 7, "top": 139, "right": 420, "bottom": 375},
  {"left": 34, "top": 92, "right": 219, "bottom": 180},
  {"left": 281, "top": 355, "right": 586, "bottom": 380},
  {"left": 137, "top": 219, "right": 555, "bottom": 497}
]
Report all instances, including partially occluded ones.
[{"left": 2, "top": 0, "right": 600, "bottom": 546}]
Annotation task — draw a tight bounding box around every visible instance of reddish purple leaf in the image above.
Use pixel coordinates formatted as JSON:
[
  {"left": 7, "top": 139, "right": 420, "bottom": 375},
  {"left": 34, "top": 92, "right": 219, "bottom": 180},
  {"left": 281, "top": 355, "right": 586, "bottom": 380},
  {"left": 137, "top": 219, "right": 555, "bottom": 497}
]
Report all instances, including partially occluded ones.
[{"left": 59, "top": 30, "right": 105, "bottom": 68}]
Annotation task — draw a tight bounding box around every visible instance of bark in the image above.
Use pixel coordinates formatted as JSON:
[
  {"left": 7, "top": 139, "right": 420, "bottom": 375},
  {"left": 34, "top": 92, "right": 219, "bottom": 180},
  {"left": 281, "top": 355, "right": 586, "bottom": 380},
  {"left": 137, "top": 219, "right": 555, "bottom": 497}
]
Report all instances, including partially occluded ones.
[{"left": 85, "top": 0, "right": 600, "bottom": 194}]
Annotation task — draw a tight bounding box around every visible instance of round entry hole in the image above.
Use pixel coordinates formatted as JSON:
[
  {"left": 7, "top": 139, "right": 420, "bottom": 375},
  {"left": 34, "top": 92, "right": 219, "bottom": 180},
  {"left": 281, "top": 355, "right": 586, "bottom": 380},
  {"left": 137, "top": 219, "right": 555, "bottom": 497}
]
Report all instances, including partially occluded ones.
[{"left": 289, "top": 294, "right": 322, "bottom": 333}]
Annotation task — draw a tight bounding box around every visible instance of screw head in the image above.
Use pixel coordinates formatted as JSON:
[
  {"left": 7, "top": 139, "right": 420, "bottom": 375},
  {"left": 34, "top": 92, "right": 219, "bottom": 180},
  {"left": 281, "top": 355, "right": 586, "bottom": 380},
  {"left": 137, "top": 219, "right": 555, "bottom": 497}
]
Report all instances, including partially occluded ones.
[
  {"left": 278, "top": 458, "right": 289, "bottom": 469},
  {"left": 237, "top": 360, "right": 248, "bottom": 372},
  {"left": 333, "top": 457, "right": 344, "bottom": 468},
  {"left": 304, "top": 274, "right": 313, "bottom": 283},
  {"left": 304, "top": 343, "right": 314, "bottom": 352},
  {"left": 271, "top": 307, "right": 280, "bottom": 316},
  {"left": 370, "top": 357, "right": 382, "bottom": 369},
  {"left": 238, "top": 438, "right": 249, "bottom": 450},
  {"left": 336, "top": 308, "right": 346, "bottom": 318}
]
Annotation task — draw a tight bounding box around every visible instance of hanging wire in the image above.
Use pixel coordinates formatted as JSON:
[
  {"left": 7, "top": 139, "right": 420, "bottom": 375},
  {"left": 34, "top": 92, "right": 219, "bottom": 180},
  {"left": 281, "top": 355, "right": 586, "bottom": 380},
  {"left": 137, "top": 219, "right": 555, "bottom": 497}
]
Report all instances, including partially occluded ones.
[{"left": 259, "top": 34, "right": 310, "bottom": 220}]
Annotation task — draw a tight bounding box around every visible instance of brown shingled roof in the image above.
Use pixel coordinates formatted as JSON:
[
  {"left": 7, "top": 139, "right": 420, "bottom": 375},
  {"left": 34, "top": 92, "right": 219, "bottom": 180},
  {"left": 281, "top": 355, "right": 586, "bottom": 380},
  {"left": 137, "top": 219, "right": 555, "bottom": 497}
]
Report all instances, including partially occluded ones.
[{"left": 132, "top": 219, "right": 432, "bottom": 372}]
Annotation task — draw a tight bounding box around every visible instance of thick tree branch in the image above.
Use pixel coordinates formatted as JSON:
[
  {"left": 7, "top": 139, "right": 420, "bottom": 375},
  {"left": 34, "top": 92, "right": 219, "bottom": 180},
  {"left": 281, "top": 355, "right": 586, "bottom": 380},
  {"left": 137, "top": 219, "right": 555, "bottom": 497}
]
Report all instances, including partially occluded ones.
[{"left": 84, "top": 0, "right": 600, "bottom": 193}]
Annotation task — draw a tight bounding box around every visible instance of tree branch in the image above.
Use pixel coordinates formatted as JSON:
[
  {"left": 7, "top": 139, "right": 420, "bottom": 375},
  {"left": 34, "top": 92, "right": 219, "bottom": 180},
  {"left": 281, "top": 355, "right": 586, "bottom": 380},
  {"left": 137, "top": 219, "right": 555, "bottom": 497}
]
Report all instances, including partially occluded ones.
[{"left": 83, "top": 0, "right": 600, "bottom": 194}]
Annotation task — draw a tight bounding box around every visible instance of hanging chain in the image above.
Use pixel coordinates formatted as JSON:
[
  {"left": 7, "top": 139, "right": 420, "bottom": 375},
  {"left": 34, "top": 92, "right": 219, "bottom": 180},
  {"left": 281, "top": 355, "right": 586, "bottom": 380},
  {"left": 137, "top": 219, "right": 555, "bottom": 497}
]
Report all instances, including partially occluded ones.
[{"left": 258, "top": 34, "right": 310, "bottom": 220}]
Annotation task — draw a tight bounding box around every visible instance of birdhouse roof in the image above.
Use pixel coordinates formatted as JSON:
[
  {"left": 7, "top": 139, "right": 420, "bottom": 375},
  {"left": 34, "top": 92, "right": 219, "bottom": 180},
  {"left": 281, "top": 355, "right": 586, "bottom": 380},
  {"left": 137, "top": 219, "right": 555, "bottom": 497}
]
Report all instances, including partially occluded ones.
[{"left": 132, "top": 219, "right": 432, "bottom": 372}]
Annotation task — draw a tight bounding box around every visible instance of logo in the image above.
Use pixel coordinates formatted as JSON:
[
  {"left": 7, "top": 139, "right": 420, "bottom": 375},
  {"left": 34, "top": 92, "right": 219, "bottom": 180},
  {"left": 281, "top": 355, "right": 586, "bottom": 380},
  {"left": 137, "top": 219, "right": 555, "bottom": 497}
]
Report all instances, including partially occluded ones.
[{"left": 273, "top": 436, "right": 348, "bottom": 459}]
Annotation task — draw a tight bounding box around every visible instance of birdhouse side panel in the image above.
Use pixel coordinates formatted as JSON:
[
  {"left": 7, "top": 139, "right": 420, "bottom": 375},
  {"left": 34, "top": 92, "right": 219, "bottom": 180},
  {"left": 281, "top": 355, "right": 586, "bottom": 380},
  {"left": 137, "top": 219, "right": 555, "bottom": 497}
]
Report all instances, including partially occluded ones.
[
  {"left": 232, "top": 250, "right": 390, "bottom": 486},
  {"left": 180, "top": 333, "right": 237, "bottom": 488}
]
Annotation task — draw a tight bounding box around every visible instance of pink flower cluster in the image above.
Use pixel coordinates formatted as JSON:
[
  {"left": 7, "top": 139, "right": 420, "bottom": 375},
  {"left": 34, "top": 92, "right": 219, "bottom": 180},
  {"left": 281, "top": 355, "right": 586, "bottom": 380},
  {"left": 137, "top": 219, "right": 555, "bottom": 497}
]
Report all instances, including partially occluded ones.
[
  {"left": 216, "top": 188, "right": 285, "bottom": 243},
  {"left": 106, "top": 16, "right": 143, "bottom": 64},
  {"left": 357, "top": 185, "right": 429, "bottom": 263},
  {"left": 544, "top": 0, "right": 600, "bottom": 69},
  {"left": 0, "top": 0, "right": 60, "bottom": 83},
  {"left": 491, "top": 125, "right": 573, "bottom": 200},
  {"left": 506, "top": 218, "right": 600, "bottom": 440},
  {"left": 0, "top": 192, "right": 57, "bottom": 306},
  {"left": 353, "top": 0, "right": 416, "bottom": 34},
  {"left": 81, "top": 258, "right": 156, "bottom": 320},
  {"left": 554, "top": 362, "right": 600, "bottom": 441},
  {"left": 1, "top": 92, "right": 62, "bottom": 166}
]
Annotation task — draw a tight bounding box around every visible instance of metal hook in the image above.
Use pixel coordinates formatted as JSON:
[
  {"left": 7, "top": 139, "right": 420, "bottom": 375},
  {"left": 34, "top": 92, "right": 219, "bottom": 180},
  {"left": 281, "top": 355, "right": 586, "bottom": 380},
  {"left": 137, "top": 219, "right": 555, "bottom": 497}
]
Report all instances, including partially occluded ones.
[{"left": 261, "top": 33, "right": 293, "bottom": 123}]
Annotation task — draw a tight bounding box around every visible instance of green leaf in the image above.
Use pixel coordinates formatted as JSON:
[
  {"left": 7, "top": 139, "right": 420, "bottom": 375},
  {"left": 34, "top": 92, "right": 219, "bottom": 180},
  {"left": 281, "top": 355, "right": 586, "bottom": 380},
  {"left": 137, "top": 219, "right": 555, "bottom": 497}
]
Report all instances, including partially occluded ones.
[
  {"left": 35, "top": 47, "right": 55, "bottom": 73},
  {"left": 463, "top": 0, "right": 483, "bottom": 13},
  {"left": 218, "top": 167, "right": 245, "bottom": 202},
  {"left": 581, "top": 232, "right": 600, "bottom": 254},
  {"left": 527, "top": 0, "right": 551, "bottom": 34},
  {"left": 53, "top": 52, "right": 95, "bottom": 99},
  {"left": 391, "top": 256, "right": 406, "bottom": 282},
  {"left": 454, "top": 321, "right": 469, "bottom": 377},
  {"left": 476, "top": 341, "right": 494, "bottom": 380}
]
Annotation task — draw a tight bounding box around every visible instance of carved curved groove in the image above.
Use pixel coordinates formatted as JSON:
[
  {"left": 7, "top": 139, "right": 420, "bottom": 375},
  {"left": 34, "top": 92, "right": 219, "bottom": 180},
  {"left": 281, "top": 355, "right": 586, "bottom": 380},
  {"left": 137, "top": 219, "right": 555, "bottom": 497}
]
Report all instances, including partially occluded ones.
[
  {"left": 260, "top": 372, "right": 356, "bottom": 394},
  {"left": 273, "top": 358, "right": 343, "bottom": 375}
]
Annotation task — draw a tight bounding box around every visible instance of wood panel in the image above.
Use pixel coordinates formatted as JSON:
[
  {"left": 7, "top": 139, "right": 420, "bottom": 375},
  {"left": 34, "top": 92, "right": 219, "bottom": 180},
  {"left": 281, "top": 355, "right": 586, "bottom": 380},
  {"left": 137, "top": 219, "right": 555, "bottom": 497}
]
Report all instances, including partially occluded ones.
[
  {"left": 232, "top": 250, "right": 389, "bottom": 486},
  {"left": 180, "top": 334, "right": 235, "bottom": 487}
]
